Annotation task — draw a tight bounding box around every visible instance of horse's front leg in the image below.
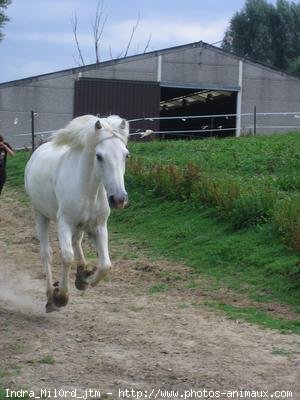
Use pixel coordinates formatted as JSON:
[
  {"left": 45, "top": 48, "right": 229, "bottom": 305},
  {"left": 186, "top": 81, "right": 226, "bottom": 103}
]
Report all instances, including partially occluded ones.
[
  {"left": 76, "top": 223, "right": 112, "bottom": 288},
  {"left": 91, "top": 223, "right": 112, "bottom": 286},
  {"left": 53, "top": 218, "right": 74, "bottom": 308},
  {"left": 73, "top": 230, "right": 87, "bottom": 269},
  {"left": 73, "top": 230, "right": 91, "bottom": 291}
]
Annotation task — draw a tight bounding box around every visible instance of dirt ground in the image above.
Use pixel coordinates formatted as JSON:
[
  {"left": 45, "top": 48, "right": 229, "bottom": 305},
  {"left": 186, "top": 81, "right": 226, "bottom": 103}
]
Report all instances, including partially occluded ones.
[{"left": 0, "top": 188, "right": 299, "bottom": 400}]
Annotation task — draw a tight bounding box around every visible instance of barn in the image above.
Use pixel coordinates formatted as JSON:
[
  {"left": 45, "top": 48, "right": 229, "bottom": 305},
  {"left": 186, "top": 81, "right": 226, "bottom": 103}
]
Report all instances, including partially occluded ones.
[{"left": 1, "top": 41, "right": 300, "bottom": 148}]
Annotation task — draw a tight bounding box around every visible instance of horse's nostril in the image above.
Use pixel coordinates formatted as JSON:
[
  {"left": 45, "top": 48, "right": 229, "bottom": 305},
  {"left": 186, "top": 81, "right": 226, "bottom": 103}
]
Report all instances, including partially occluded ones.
[
  {"left": 108, "top": 194, "right": 127, "bottom": 208},
  {"left": 109, "top": 195, "right": 115, "bottom": 204}
]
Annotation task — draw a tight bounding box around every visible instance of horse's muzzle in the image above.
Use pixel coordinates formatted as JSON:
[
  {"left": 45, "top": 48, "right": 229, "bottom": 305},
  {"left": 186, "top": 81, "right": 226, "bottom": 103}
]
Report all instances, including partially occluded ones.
[{"left": 108, "top": 193, "right": 128, "bottom": 209}]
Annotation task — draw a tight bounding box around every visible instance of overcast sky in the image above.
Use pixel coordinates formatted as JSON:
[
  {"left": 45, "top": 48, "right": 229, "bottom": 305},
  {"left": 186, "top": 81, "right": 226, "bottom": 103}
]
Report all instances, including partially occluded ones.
[{"left": 0, "top": 0, "right": 279, "bottom": 83}]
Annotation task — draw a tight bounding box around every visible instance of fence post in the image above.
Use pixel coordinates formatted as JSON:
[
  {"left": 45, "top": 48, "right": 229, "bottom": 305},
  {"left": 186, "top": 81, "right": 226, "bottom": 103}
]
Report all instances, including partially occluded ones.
[
  {"left": 253, "top": 105, "right": 257, "bottom": 136},
  {"left": 236, "top": 60, "right": 243, "bottom": 137},
  {"left": 210, "top": 117, "right": 214, "bottom": 137},
  {"left": 31, "top": 110, "right": 35, "bottom": 152}
]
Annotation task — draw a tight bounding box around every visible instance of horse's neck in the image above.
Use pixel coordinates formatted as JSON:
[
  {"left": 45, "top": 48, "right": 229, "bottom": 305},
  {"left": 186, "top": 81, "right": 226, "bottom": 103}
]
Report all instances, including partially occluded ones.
[{"left": 77, "top": 149, "right": 105, "bottom": 198}]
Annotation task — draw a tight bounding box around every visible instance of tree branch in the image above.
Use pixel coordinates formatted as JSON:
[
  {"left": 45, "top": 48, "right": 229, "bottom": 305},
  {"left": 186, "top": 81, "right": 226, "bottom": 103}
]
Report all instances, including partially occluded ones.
[
  {"left": 143, "top": 32, "right": 152, "bottom": 53},
  {"left": 71, "top": 12, "right": 85, "bottom": 66},
  {"left": 92, "top": 0, "right": 108, "bottom": 63},
  {"left": 123, "top": 13, "right": 140, "bottom": 57}
]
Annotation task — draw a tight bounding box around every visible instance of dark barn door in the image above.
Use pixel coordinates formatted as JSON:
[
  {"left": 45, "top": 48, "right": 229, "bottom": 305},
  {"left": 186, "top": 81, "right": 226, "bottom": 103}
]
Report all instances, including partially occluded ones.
[{"left": 74, "top": 78, "right": 160, "bottom": 132}]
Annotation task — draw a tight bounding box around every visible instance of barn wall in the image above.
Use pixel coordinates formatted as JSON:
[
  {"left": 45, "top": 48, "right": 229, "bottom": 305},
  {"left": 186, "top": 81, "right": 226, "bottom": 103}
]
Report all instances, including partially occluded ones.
[
  {"left": 241, "top": 62, "right": 300, "bottom": 134},
  {"left": 0, "top": 74, "right": 75, "bottom": 148},
  {"left": 161, "top": 44, "right": 239, "bottom": 87},
  {"left": 82, "top": 57, "right": 158, "bottom": 82}
]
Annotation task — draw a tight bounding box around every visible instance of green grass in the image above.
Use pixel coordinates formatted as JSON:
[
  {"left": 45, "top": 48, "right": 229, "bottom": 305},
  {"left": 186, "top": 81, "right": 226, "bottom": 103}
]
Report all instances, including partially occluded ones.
[
  {"left": 6, "top": 151, "right": 30, "bottom": 189},
  {"left": 148, "top": 283, "right": 169, "bottom": 294},
  {"left": 130, "top": 133, "right": 300, "bottom": 182},
  {"left": 204, "top": 302, "right": 300, "bottom": 334},
  {"left": 272, "top": 347, "right": 294, "bottom": 356},
  {"left": 38, "top": 355, "right": 55, "bottom": 365},
  {"left": 5, "top": 150, "right": 31, "bottom": 203}
]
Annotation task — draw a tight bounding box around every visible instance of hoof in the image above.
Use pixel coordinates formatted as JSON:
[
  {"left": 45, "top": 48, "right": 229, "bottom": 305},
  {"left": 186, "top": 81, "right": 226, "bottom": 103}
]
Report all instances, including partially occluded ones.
[
  {"left": 45, "top": 300, "right": 60, "bottom": 313},
  {"left": 90, "top": 268, "right": 110, "bottom": 287},
  {"left": 75, "top": 266, "right": 93, "bottom": 291},
  {"left": 53, "top": 288, "right": 69, "bottom": 308}
]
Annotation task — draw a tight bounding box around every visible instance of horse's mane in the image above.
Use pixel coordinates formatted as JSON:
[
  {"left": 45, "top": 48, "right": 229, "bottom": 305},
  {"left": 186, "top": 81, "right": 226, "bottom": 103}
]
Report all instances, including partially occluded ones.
[{"left": 52, "top": 115, "right": 129, "bottom": 149}]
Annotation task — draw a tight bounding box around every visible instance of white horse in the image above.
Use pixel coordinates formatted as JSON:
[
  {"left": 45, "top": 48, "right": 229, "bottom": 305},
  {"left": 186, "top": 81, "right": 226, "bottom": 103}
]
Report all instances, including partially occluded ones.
[{"left": 25, "top": 114, "right": 130, "bottom": 312}]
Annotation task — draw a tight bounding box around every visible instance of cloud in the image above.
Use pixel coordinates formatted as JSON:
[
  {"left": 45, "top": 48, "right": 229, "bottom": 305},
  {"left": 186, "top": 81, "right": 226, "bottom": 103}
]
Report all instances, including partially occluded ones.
[
  {"left": 7, "top": 16, "right": 228, "bottom": 63},
  {"left": 90, "top": 17, "right": 229, "bottom": 58},
  {"left": 8, "top": 18, "right": 227, "bottom": 47},
  {"left": 118, "top": 18, "right": 229, "bottom": 46},
  {"left": 9, "top": 32, "right": 90, "bottom": 46}
]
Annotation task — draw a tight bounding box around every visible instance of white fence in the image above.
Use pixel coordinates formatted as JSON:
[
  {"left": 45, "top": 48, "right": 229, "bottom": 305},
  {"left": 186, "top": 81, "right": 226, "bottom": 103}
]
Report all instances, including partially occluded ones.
[
  {"left": 128, "top": 110, "right": 300, "bottom": 138},
  {"left": 7, "top": 109, "right": 300, "bottom": 150}
]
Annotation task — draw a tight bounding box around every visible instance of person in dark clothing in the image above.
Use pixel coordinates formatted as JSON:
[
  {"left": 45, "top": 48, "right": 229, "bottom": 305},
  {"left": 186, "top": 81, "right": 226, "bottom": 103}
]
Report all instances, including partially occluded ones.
[{"left": 0, "top": 135, "right": 15, "bottom": 195}]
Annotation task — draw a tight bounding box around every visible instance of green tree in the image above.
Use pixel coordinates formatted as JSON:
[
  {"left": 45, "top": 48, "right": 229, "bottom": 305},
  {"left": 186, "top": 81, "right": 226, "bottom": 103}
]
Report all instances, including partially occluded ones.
[
  {"left": 222, "top": 0, "right": 300, "bottom": 74},
  {"left": 288, "top": 55, "right": 300, "bottom": 73},
  {"left": 0, "top": 0, "right": 11, "bottom": 42}
]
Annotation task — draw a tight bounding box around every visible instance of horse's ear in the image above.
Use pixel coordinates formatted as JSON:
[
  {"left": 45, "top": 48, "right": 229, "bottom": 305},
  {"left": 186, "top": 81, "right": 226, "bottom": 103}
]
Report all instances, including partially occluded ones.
[
  {"left": 95, "top": 120, "right": 102, "bottom": 130},
  {"left": 119, "top": 119, "right": 126, "bottom": 129}
]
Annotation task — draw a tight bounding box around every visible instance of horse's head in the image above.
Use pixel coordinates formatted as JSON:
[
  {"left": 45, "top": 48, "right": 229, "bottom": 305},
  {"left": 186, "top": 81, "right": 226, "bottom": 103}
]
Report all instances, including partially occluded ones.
[{"left": 94, "top": 117, "right": 130, "bottom": 209}]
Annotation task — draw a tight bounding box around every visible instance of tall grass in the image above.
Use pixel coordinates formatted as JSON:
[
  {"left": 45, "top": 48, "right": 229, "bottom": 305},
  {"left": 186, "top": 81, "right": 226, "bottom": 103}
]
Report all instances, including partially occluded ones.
[
  {"left": 6, "top": 150, "right": 30, "bottom": 188},
  {"left": 274, "top": 195, "right": 300, "bottom": 253}
]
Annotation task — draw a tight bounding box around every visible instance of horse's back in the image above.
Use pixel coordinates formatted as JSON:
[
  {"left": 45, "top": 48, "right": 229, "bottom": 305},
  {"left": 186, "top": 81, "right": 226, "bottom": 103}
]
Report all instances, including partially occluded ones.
[{"left": 25, "top": 142, "right": 67, "bottom": 220}]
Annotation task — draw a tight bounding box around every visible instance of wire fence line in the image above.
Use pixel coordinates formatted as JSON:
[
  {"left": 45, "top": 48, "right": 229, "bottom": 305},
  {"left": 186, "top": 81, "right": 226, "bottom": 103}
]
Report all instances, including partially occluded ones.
[
  {"left": 128, "top": 111, "right": 300, "bottom": 123},
  {"left": 4, "top": 109, "right": 300, "bottom": 150}
]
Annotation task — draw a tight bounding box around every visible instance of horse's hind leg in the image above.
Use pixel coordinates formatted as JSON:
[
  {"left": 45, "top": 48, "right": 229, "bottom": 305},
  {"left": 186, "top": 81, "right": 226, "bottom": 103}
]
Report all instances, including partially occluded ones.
[{"left": 35, "top": 211, "right": 58, "bottom": 313}]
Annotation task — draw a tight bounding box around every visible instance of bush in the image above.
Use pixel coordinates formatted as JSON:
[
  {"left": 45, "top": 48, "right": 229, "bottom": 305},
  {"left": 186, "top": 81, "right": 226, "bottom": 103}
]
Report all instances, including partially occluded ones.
[
  {"left": 274, "top": 195, "right": 300, "bottom": 252},
  {"left": 195, "top": 175, "right": 240, "bottom": 213},
  {"left": 230, "top": 184, "right": 277, "bottom": 229}
]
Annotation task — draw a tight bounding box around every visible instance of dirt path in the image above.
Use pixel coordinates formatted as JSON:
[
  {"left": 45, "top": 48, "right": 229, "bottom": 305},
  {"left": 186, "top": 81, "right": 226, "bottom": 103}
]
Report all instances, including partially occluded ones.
[{"left": 0, "top": 188, "right": 299, "bottom": 400}]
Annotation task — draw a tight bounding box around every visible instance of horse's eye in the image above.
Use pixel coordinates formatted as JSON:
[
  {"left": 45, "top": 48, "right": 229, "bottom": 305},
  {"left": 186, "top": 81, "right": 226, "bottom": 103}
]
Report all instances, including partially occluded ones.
[{"left": 96, "top": 154, "right": 103, "bottom": 162}]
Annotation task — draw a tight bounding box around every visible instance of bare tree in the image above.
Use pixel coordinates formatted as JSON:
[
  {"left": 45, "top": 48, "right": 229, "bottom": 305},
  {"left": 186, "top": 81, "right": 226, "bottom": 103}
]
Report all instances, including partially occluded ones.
[
  {"left": 123, "top": 13, "right": 140, "bottom": 58},
  {"left": 92, "top": 0, "right": 108, "bottom": 63},
  {"left": 71, "top": 12, "right": 85, "bottom": 66},
  {"left": 143, "top": 33, "right": 152, "bottom": 53},
  {"left": 71, "top": 3, "right": 152, "bottom": 64}
]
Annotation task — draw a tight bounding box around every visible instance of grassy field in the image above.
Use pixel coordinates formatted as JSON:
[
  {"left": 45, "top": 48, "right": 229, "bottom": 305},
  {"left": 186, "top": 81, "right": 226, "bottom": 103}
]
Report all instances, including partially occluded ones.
[
  {"left": 128, "top": 133, "right": 300, "bottom": 251},
  {"left": 130, "top": 132, "right": 300, "bottom": 179},
  {"left": 5, "top": 134, "right": 300, "bottom": 333}
]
